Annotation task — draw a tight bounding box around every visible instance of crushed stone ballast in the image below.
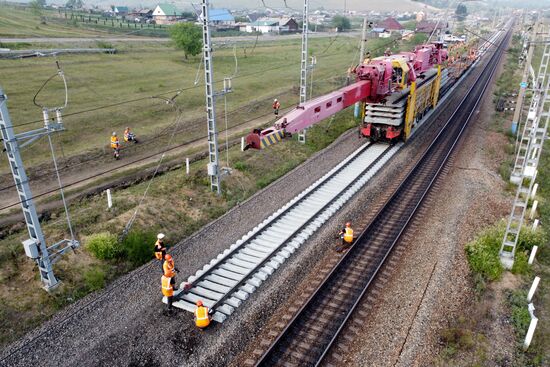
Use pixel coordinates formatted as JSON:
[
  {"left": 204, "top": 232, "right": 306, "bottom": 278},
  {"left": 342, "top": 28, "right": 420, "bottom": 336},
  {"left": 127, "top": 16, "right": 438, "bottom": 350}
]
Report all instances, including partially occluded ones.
[{"left": 166, "top": 141, "right": 402, "bottom": 322}]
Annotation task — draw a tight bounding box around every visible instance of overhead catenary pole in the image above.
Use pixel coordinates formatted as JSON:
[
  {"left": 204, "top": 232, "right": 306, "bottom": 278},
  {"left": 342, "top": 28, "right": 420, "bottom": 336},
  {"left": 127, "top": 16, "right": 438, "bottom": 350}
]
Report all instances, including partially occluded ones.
[
  {"left": 354, "top": 17, "right": 368, "bottom": 118},
  {"left": 513, "top": 17, "right": 538, "bottom": 150},
  {"left": 297, "top": 0, "right": 309, "bottom": 143},
  {"left": 0, "top": 87, "right": 79, "bottom": 291},
  {"left": 200, "top": 0, "right": 221, "bottom": 194}
]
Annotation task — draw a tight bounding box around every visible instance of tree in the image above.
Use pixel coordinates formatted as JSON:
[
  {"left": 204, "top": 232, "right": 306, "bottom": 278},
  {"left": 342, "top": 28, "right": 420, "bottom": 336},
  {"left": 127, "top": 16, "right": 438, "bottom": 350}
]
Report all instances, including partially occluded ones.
[
  {"left": 169, "top": 22, "right": 202, "bottom": 60},
  {"left": 455, "top": 4, "right": 468, "bottom": 21},
  {"left": 66, "top": 0, "right": 84, "bottom": 9},
  {"left": 332, "top": 15, "right": 351, "bottom": 32},
  {"left": 29, "top": 0, "right": 45, "bottom": 16}
]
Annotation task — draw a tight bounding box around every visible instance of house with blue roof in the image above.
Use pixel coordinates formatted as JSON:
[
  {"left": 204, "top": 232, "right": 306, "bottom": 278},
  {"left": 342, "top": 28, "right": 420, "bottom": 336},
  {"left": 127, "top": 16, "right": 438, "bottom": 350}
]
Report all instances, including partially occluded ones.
[{"left": 199, "top": 8, "right": 235, "bottom": 25}]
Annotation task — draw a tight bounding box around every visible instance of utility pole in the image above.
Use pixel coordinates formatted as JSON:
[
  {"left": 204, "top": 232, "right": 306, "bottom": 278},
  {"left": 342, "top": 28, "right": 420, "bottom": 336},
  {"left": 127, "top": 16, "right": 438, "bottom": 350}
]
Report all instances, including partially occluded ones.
[
  {"left": 355, "top": 17, "right": 368, "bottom": 118},
  {"left": 200, "top": 0, "right": 221, "bottom": 194},
  {"left": 0, "top": 86, "right": 79, "bottom": 291},
  {"left": 297, "top": 0, "right": 309, "bottom": 143},
  {"left": 512, "top": 17, "right": 539, "bottom": 160}
]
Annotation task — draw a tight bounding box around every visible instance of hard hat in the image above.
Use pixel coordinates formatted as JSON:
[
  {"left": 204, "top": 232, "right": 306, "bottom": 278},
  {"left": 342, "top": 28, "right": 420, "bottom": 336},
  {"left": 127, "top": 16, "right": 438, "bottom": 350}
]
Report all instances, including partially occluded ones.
[
  {"left": 346, "top": 222, "right": 351, "bottom": 227},
  {"left": 274, "top": 98, "right": 278, "bottom": 102},
  {"left": 164, "top": 254, "right": 172, "bottom": 261},
  {"left": 196, "top": 300, "right": 203, "bottom": 307},
  {"left": 157, "top": 233, "right": 165, "bottom": 240},
  {"left": 112, "top": 132, "right": 117, "bottom": 136},
  {"left": 126, "top": 126, "right": 130, "bottom": 129}
]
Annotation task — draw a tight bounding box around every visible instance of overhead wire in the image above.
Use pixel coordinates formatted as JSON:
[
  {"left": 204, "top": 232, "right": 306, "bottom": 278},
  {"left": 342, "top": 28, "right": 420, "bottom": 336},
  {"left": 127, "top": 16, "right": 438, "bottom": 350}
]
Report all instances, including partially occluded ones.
[
  {"left": 0, "top": 74, "right": 348, "bottom": 213},
  {"left": 10, "top": 47, "right": 355, "bottom": 129}
]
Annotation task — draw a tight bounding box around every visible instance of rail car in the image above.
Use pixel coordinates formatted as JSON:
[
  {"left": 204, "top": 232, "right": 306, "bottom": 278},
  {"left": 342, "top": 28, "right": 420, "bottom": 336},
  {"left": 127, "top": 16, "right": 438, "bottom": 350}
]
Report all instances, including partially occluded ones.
[{"left": 244, "top": 29, "right": 503, "bottom": 150}]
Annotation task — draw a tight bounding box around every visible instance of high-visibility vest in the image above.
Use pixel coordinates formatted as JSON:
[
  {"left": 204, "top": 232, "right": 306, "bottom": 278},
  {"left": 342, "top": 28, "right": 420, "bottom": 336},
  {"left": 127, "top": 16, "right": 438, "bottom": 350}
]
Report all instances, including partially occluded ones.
[
  {"left": 154, "top": 240, "right": 165, "bottom": 260},
  {"left": 343, "top": 227, "right": 354, "bottom": 243},
  {"left": 124, "top": 129, "right": 130, "bottom": 142},
  {"left": 195, "top": 306, "right": 210, "bottom": 328},
  {"left": 273, "top": 101, "right": 280, "bottom": 109},
  {"left": 110, "top": 136, "right": 119, "bottom": 149},
  {"left": 163, "top": 259, "right": 176, "bottom": 278},
  {"left": 161, "top": 275, "right": 173, "bottom": 297}
]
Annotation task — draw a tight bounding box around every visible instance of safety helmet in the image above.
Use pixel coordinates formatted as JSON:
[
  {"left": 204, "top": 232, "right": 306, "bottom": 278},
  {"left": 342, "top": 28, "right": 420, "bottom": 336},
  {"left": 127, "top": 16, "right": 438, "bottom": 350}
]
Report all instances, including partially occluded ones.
[
  {"left": 274, "top": 98, "right": 278, "bottom": 102},
  {"left": 346, "top": 222, "right": 351, "bottom": 227},
  {"left": 126, "top": 126, "right": 130, "bottom": 129},
  {"left": 196, "top": 300, "right": 203, "bottom": 307},
  {"left": 112, "top": 132, "right": 117, "bottom": 136},
  {"left": 157, "top": 233, "right": 165, "bottom": 240},
  {"left": 164, "top": 254, "right": 172, "bottom": 261}
]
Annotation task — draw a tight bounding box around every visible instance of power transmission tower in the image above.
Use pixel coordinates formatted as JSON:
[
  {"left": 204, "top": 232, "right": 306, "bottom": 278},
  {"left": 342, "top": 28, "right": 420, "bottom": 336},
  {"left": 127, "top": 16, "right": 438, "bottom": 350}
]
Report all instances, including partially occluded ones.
[
  {"left": 0, "top": 86, "right": 79, "bottom": 291},
  {"left": 297, "top": 0, "right": 309, "bottom": 143}
]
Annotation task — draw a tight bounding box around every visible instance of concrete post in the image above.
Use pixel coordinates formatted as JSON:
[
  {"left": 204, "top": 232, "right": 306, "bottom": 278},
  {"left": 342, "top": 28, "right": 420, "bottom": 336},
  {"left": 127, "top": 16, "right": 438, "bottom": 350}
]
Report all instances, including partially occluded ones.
[
  {"left": 106, "top": 189, "right": 112, "bottom": 209},
  {"left": 186, "top": 158, "right": 190, "bottom": 175},
  {"left": 527, "top": 276, "right": 541, "bottom": 302},
  {"left": 528, "top": 246, "right": 538, "bottom": 265},
  {"left": 530, "top": 200, "right": 538, "bottom": 219}
]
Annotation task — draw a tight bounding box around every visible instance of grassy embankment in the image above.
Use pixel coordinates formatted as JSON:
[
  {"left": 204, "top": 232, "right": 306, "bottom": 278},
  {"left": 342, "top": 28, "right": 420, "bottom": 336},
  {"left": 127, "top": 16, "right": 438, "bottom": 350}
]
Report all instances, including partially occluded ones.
[
  {"left": 435, "top": 30, "right": 550, "bottom": 366},
  {"left": 0, "top": 14, "right": 431, "bottom": 346}
]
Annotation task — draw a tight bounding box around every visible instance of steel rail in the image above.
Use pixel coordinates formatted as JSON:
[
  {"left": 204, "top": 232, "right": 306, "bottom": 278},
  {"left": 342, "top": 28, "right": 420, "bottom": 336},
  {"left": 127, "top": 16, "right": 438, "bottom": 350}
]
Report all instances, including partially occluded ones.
[{"left": 254, "top": 25, "right": 511, "bottom": 367}]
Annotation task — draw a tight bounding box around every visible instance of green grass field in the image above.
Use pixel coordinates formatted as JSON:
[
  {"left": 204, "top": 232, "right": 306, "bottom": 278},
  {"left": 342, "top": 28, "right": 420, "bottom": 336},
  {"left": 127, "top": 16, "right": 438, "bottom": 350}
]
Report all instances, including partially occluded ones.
[
  {"left": 0, "top": 4, "right": 104, "bottom": 38},
  {"left": 0, "top": 32, "right": 372, "bottom": 172}
]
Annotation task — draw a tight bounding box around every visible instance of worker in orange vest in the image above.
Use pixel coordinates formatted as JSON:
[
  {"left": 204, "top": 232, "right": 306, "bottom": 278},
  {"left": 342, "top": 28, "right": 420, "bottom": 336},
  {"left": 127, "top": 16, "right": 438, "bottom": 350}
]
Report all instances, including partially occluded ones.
[
  {"left": 338, "top": 222, "right": 354, "bottom": 251},
  {"left": 161, "top": 274, "right": 174, "bottom": 311},
  {"left": 272, "top": 99, "right": 281, "bottom": 117},
  {"left": 154, "top": 233, "right": 167, "bottom": 273},
  {"left": 110, "top": 132, "right": 120, "bottom": 160},
  {"left": 194, "top": 300, "right": 211, "bottom": 328},
  {"left": 163, "top": 254, "right": 179, "bottom": 288}
]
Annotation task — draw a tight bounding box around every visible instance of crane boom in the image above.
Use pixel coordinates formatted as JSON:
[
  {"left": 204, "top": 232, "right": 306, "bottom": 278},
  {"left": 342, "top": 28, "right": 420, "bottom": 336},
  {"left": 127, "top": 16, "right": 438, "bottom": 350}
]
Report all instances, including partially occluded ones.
[{"left": 245, "top": 80, "right": 371, "bottom": 150}]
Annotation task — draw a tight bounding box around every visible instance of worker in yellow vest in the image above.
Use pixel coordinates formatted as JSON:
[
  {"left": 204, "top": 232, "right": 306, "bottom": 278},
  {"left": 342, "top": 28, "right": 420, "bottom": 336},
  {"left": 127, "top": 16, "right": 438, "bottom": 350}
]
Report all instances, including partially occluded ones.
[
  {"left": 110, "top": 132, "right": 120, "bottom": 160},
  {"left": 194, "top": 300, "right": 211, "bottom": 329},
  {"left": 338, "top": 222, "right": 354, "bottom": 251},
  {"left": 161, "top": 274, "right": 174, "bottom": 311},
  {"left": 154, "top": 233, "right": 167, "bottom": 273},
  {"left": 123, "top": 127, "right": 138, "bottom": 144}
]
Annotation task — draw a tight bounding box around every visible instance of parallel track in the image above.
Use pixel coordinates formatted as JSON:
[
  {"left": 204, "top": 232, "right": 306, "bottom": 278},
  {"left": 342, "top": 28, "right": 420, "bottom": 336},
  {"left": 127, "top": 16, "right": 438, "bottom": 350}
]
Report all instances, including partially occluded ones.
[
  {"left": 255, "top": 25, "right": 511, "bottom": 367},
  {"left": 173, "top": 142, "right": 401, "bottom": 322}
]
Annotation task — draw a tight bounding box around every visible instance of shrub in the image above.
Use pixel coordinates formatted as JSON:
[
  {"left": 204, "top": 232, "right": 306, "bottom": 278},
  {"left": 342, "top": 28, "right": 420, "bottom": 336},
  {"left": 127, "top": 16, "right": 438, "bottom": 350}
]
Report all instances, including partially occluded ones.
[
  {"left": 121, "top": 230, "right": 156, "bottom": 266},
  {"left": 233, "top": 161, "right": 248, "bottom": 172},
  {"left": 86, "top": 232, "right": 122, "bottom": 260},
  {"left": 465, "top": 226, "right": 504, "bottom": 282},
  {"left": 83, "top": 266, "right": 106, "bottom": 291},
  {"left": 507, "top": 289, "right": 531, "bottom": 338}
]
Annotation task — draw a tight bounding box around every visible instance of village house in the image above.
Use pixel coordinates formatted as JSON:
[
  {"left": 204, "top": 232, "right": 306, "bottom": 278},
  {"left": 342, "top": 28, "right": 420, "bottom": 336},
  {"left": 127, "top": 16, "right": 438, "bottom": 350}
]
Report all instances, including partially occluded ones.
[
  {"left": 110, "top": 5, "right": 129, "bottom": 17},
  {"left": 152, "top": 3, "right": 183, "bottom": 24},
  {"left": 199, "top": 8, "right": 235, "bottom": 25}
]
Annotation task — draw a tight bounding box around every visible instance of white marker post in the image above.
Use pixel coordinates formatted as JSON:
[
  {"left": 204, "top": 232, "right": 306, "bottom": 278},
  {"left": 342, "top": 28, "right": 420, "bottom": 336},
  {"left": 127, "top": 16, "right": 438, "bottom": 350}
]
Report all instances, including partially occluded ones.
[
  {"left": 106, "top": 189, "right": 112, "bottom": 209},
  {"left": 528, "top": 246, "right": 539, "bottom": 265},
  {"left": 527, "top": 276, "right": 541, "bottom": 302},
  {"left": 532, "top": 219, "right": 540, "bottom": 230},
  {"left": 530, "top": 200, "right": 538, "bottom": 219},
  {"left": 241, "top": 137, "right": 245, "bottom": 152},
  {"left": 531, "top": 183, "right": 538, "bottom": 199},
  {"left": 524, "top": 303, "right": 538, "bottom": 351},
  {"left": 186, "top": 158, "right": 190, "bottom": 175}
]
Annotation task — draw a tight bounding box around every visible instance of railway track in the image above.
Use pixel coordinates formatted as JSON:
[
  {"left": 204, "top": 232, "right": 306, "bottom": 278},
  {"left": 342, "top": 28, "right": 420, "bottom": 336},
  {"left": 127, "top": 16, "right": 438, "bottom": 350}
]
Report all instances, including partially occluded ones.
[
  {"left": 173, "top": 142, "right": 402, "bottom": 321},
  {"left": 253, "top": 25, "right": 511, "bottom": 367}
]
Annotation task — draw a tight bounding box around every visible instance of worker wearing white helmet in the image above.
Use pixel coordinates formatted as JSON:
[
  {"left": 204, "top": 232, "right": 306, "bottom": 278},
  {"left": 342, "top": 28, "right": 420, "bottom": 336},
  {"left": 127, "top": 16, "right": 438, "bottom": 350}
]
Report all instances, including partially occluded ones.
[
  {"left": 154, "top": 233, "right": 167, "bottom": 273},
  {"left": 272, "top": 98, "right": 281, "bottom": 117}
]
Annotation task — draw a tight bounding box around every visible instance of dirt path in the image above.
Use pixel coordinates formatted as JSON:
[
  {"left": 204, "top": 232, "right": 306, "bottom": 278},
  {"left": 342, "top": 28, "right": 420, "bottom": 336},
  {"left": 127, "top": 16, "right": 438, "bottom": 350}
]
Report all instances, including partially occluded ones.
[{"left": 0, "top": 104, "right": 286, "bottom": 223}]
